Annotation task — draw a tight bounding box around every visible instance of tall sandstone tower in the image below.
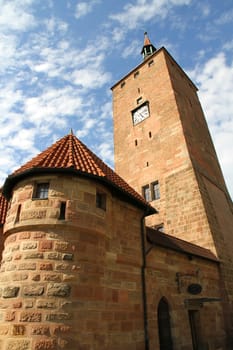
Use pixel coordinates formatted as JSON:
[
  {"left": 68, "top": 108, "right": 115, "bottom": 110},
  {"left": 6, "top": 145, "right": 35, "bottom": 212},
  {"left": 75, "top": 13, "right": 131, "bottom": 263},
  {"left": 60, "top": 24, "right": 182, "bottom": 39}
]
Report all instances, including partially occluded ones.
[{"left": 112, "top": 32, "right": 233, "bottom": 342}]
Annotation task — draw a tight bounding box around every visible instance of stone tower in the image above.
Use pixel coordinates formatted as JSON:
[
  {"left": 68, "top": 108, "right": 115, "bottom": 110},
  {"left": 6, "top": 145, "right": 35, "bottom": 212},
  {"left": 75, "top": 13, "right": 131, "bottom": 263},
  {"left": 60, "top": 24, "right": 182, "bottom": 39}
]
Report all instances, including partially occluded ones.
[
  {"left": 0, "top": 133, "right": 155, "bottom": 350},
  {"left": 112, "top": 32, "right": 233, "bottom": 344}
]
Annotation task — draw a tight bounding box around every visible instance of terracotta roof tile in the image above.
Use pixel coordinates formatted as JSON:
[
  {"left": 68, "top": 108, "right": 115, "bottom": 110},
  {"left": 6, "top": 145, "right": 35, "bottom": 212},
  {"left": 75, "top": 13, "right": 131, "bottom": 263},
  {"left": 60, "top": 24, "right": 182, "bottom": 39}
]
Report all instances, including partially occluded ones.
[
  {"left": 0, "top": 190, "right": 8, "bottom": 225},
  {"left": 147, "top": 227, "right": 218, "bottom": 262},
  {"left": 3, "top": 134, "right": 156, "bottom": 214}
]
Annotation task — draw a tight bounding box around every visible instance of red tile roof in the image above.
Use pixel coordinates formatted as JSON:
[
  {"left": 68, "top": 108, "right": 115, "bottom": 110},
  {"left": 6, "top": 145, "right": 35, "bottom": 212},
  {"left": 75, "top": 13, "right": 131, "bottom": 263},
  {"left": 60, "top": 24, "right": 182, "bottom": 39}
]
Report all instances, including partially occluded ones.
[
  {"left": 3, "top": 133, "right": 156, "bottom": 214},
  {"left": 0, "top": 190, "right": 8, "bottom": 225},
  {"left": 143, "top": 32, "right": 152, "bottom": 46},
  {"left": 147, "top": 227, "right": 218, "bottom": 262}
]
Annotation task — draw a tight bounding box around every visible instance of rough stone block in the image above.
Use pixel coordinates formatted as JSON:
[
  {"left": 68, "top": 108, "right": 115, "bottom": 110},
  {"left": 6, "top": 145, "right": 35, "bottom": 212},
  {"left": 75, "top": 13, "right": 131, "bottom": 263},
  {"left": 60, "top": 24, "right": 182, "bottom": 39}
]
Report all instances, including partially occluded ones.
[
  {"left": 54, "top": 241, "right": 69, "bottom": 251},
  {"left": 0, "top": 324, "right": 9, "bottom": 335},
  {"left": 20, "top": 312, "right": 42, "bottom": 322},
  {"left": 32, "top": 274, "right": 41, "bottom": 281},
  {"left": 12, "top": 324, "right": 26, "bottom": 335},
  {"left": 3, "top": 286, "right": 20, "bottom": 298},
  {"left": 23, "top": 285, "right": 44, "bottom": 296},
  {"left": 13, "top": 301, "right": 22, "bottom": 308},
  {"left": 19, "top": 232, "right": 31, "bottom": 240},
  {"left": 6, "top": 339, "right": 31, "bottom": 350},
  {"left": 39, "top": 241, "right": 53, "bottom": 250},
  {"left": 18, "top": 263, "right": 36, "bottom": 270},
  {"left": 22, "top": 242, "right": 38, "bottom": 250},
  {"left": 5, "top": 311, "right": 15, "bottom": 321},
  {"left": 47, "top": 252, "right": 62, "bottom": 260},
  {"left": 36, "top": 300, "right": 57, "bottom": 309},
  {"left": 31, "top": 326, "right": 49, "bottom": 335},
  {"left": 34, "top": 339, "right": 57, "bottom": 350},
  {"left": 39, "top": 263, "right": 53, "bottom": 271},
  {"left": 12, "top": 273, "right": 28, "bottom": 281},
  {"left": 47, "top": 283, "right": 71, "bottom": 297},
  {"left": 43, "top": 274, "right": 61, "bottom": 282},
  {"left": 11, "top": 244, "right": 20, "bottom": 251},
  {"left": 24, "top": 252, "right": 43, "bottom": 259},
  {"left": 45, "top": 313, "right": 72, "bottom": 321}
]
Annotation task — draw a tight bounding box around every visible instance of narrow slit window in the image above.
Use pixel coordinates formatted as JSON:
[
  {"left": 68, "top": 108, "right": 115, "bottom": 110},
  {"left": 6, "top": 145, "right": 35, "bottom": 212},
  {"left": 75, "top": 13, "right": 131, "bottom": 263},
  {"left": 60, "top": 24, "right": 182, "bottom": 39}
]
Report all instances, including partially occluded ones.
[
  {"left": 96, "top": 192, "right": 106, "bottom": 211},
  {"left": 59, "top": 201, "right": 66, "bottom": 220},
  {"left": 148, "top": 60, "right": 154, "bottom": 67},
  {"left": 135, "top": 139, "right": 138, "bottom": 146},
  {"left": 15, "top": 204, "right": 21, "bottom": 223},
  {"left": 137, "top": 97, "right": 143, "bottom": 105}
]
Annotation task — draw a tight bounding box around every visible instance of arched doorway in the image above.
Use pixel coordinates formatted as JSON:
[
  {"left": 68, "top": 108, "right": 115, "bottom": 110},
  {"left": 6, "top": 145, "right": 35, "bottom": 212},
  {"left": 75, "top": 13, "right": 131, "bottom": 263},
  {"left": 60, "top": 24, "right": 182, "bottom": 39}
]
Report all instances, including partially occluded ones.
[{"left": 158, "top": 297, "right": 173, "bottom": 350}]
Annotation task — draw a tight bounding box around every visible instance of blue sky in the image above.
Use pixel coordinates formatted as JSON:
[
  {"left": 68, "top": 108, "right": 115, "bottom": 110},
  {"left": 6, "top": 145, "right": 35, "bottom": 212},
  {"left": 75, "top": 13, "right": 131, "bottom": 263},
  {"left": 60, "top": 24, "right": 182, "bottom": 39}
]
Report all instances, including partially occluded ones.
[{"left": 0, "top": 0, "right": 232, "bottom": 199}]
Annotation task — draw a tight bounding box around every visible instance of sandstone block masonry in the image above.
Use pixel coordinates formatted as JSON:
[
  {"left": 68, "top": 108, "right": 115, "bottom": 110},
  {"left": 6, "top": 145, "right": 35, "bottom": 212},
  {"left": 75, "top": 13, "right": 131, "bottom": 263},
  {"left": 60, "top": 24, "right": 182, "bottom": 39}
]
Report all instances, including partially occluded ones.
[{"left": 0, "top": 175, "right": 146, "bottom": 350}]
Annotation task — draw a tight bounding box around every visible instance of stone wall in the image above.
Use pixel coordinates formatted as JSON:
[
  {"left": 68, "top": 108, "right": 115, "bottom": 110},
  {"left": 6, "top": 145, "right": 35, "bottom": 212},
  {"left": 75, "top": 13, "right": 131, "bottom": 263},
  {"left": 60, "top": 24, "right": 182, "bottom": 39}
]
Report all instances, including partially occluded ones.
[
  {"left": 0, "top": 174, "right": 146, "bottom": 350},
  {"left": 146, "top": 245, "right": 226, "bottom": 350}
]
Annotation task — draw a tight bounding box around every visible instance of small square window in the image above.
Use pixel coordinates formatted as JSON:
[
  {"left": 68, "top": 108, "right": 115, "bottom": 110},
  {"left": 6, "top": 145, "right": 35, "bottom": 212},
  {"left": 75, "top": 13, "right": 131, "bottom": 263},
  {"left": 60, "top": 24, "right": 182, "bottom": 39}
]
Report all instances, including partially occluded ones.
[
  {"left": 134, "top": 71, "right": 139, "bottom": 78},
  {"left": 34, "top": 183, "right": 49, "bottom": 199},
  {"left": 148, "top": 60, "right": 154, "bottom": 67},
  {"left": 142, "top": 185, "right": 151, "bottom": 202},
  {"left": 152, "top": 181, "right": 160, "bottom": 200},
  {"left": 137, "top": 97, "right": 143, "bottom": 105},
  {"left": 96, "top": 192, "right": 106, "bottom": 210}
]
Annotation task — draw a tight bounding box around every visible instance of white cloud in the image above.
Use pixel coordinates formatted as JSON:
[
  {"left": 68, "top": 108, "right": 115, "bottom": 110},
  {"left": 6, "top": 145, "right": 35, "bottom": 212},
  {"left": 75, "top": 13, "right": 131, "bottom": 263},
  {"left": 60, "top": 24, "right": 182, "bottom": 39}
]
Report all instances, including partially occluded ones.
[
  {"left": 109, "top": 0, "right": 191, "bottom": 29},
  {"left": 0, "top": 0, "right": 36, "bottom": 33},
  {"left": 188, "top": 53, "right": 233, "bottom": 199},
  {"left": 71, "top": 68, "right": 111, "bottom": 89},
  {"left": 24, "top": 87, "right": 84, "bottom": 128},
  {"left": 215, "top": 9, "right": 233, "bottom": 25},
  {"left": 122, "top": 40, "right": 140, "bottom": 58},
  {"left": 97, "top": 141, "right": 114, "bottom": 167},
  {"left": 75, "top": 0, "right": 100, "bottom": 19},
  {"left": 76, "top": 118, "right": 97, "bottom": 138},
  {"left": 0, "top": 34, "right": 18, "bottom": 72}
]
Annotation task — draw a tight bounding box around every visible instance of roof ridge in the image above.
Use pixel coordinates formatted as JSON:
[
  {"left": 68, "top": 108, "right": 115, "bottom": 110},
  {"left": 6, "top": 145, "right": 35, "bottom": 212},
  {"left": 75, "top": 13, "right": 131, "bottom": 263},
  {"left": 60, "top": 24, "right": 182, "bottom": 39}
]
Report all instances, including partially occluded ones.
[
  {"left": 146, "top": 227, "right": 218, "bottom": 262},
  {"left": 3, "top": 133, "right": 156, "bottom": 214}
]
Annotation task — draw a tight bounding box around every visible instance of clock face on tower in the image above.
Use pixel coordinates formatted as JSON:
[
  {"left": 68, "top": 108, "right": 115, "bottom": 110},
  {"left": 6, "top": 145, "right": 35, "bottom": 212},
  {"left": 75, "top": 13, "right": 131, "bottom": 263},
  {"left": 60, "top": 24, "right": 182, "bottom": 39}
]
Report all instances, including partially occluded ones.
[{"left": 132, "top": 102, "right": 150, "bottom": 125}]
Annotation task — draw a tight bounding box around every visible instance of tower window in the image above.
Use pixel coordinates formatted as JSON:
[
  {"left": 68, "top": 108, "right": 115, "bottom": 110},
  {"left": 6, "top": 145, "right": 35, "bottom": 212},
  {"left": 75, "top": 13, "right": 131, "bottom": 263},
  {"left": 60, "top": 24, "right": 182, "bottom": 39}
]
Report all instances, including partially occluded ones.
[
  {"left": 142, "top": 185, "right": 151, "bottom": 202},
  {"left": 137, "top": 97, "right": 143, "bottom": 105},
  {"left": 152, "top": 181, "right": 160, "bottom": 200},
  {"left": 134, "top": 71, "right": 139, "bottom": 78},
  {"left": 59, "top": 202, "right": 66, "bottom": 220},
  {"left": 15, "top": 204, "right": 21, "bottom": 223},
  {"left": 148, "top": 60, "right": 154, "bottom": 67},
  {"left": 33, "top": 183, "right": 49, "bottom": 199},
  {"left": 121, "top": 81, "right": 125, "bottom": 88},
  {"left": 96, "top": 191, "right": 106, "bottom": 211}
]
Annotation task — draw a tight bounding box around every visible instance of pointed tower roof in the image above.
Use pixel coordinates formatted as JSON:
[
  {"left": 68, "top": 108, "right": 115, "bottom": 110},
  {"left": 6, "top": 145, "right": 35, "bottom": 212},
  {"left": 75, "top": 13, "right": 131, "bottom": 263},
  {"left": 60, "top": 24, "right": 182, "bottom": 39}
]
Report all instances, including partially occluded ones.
[
  {"left": 3, "top": 133, "right": 156, "bottom": 214},
  {"left": 141, "top": 32, "right": 156, "bottom": 60}
]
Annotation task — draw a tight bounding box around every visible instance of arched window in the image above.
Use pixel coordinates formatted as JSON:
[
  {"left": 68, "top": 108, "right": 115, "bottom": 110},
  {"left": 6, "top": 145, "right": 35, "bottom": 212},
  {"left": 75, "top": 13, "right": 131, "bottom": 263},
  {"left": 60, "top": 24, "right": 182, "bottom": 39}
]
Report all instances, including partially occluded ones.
[{"left": 158, "top": 298, "right": 173, "bottom": 350}]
